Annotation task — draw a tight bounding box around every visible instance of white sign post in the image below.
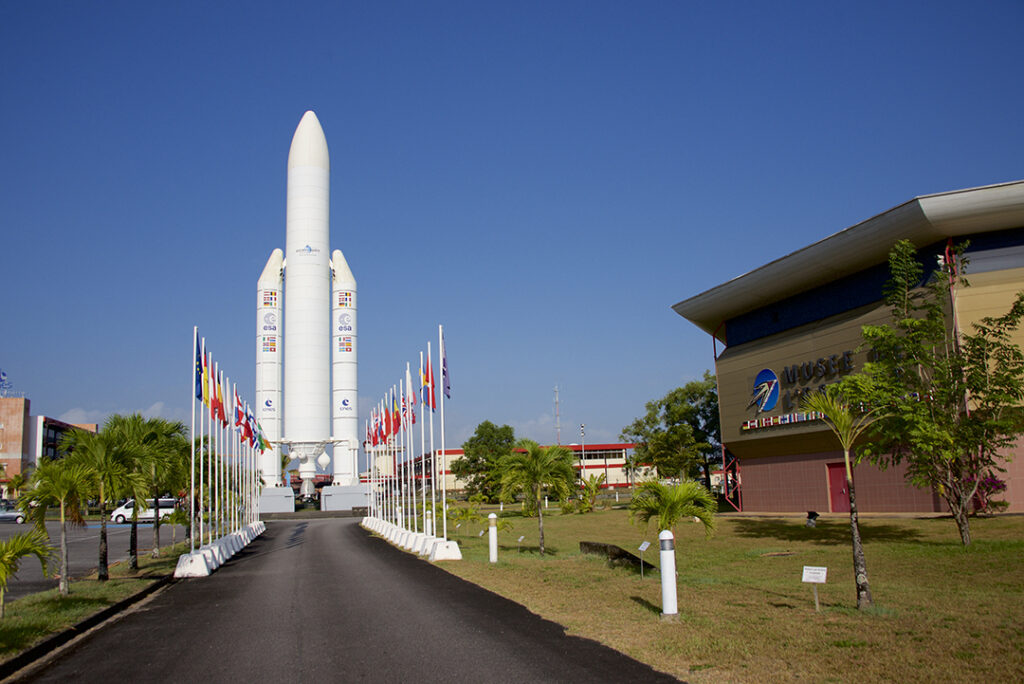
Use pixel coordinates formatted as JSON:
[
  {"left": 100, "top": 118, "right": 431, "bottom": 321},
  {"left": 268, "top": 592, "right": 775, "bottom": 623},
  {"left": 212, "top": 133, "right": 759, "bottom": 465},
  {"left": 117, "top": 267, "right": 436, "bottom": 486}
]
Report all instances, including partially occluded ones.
[
  {"left": 517, "top": 535, "right": 525, "bottom": 553},
  {"left": 802, "top": 566, "right": 827, "bottom": 612},
  {"left": 638, "top": 541, "right": 651, "bottom": 580}
]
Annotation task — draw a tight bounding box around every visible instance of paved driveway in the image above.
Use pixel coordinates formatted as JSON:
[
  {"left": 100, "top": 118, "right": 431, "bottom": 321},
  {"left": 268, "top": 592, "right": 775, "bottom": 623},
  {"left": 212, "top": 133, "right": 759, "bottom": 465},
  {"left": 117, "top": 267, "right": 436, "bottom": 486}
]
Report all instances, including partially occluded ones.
[{"left": 15, "top": 519, "right": 681, "bottom": 683}]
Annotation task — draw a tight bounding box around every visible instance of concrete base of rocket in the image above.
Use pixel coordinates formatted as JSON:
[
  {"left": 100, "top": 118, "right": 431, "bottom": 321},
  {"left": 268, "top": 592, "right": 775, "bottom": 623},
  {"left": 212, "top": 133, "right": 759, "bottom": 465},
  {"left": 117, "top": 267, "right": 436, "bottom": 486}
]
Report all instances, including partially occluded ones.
[
  {"left": 320, "top": 485, "right": 369, "bottom": 512},
  {"left": 259, "top": 486, "right": 296, "bottom": 514}
]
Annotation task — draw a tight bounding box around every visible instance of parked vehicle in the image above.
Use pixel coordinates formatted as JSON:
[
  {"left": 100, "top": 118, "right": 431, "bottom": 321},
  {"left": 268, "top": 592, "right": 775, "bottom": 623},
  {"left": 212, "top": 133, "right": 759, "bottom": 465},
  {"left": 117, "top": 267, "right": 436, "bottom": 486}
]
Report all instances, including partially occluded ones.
[
  {"left": 0, "top": 501, "right": 26, "bottom": 524},
  {"left": 110, "top": 498, "right": 177, "bottom": 524}
]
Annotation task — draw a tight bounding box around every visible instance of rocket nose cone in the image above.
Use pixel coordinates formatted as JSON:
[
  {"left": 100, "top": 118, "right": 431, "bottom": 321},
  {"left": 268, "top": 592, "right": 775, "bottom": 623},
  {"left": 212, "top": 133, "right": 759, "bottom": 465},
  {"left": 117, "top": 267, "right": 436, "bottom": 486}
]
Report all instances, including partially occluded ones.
[
  {"left": 331, "top": 249, "right": 356, "bottom": 288},
  {"left": 288, "top": 110, "right": 329, "bottom": 170}
]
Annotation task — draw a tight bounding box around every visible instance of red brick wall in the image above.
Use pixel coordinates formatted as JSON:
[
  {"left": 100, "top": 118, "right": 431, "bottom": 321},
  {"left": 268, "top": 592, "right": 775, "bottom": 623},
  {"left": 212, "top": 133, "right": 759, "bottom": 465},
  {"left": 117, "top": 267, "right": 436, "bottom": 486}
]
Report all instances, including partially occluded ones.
[{"left": 740, "top": 450, "right": 939, "bottom": 513}]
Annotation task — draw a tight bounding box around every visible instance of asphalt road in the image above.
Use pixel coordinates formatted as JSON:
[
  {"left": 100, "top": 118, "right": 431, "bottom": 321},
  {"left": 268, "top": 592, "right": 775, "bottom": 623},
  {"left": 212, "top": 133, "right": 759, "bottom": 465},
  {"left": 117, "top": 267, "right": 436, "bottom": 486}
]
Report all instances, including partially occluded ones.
[
  {"left": 0, "top": 522, "right": 185, "bottom": 601},
  {"left": 15, "top": 519, "right": 681, "bottom": 683}
]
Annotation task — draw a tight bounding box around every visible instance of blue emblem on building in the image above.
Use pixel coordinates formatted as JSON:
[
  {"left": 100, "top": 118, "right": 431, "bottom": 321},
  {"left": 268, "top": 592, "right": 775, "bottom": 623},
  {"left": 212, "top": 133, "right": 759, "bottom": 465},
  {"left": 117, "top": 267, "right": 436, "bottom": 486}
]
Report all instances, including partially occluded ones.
[{"left": 748, "top": 369, "right": 779, "bottom": 414}]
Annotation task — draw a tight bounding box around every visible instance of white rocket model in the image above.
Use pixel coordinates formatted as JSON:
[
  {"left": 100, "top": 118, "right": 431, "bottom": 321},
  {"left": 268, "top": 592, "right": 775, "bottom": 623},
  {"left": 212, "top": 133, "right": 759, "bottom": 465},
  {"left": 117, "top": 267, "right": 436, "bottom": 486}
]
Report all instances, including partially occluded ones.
[{"left": 256, "top": 111, "right": 359, "bottom": 501}]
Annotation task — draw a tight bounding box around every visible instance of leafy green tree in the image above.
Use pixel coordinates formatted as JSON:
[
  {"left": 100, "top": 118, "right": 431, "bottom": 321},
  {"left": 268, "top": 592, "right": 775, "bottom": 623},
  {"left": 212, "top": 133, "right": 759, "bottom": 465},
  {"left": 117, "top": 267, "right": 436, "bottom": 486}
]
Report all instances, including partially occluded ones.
[
  {"left": 578, "top": 473, "right": 606, "bottom": 513},
  {"left": 23, "top": 459, "right": 91, "bottom": 596},
  {"left": 6, "top": 473, "right": 27, "bottom": 499},
  {"left": 453, "top": 421, "right": 515, "bottom": 502},
  {"left": 621, "top": 372, "right": 720, "bottom": 487},
  {"left": 104, "top": 414, "right": 187, "bottom": 566},
  {"left": 498, "top": 439, "right": 575, "bottom": 555},
  {"left": 848, "top": 240, "right": 1024, "bottom": 545},
  {"left": 801, "top": 387, "right": 885, "bottom": 610},
  {"left": 628, "top": 480, "right": 716, "bottom": 537},
  {"left": 447, "top": 500, "right": 483, "bottom": 536},
  {"left": 61, "top": 428, "right": 143, "bottom": 581},
  {"left": 0, "top": 529, "right": 52, "bottom": 618}
]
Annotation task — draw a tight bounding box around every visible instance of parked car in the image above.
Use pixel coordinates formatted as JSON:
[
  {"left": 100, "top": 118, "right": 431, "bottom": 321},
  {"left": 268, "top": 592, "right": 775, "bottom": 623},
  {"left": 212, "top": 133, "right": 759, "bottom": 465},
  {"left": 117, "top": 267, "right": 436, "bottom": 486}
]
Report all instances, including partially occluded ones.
[
  {"left": 0, "top": 501, "right": 26, "bottom": 524},
  {"left": 110, "top": 498, "right": 177, "bottom": 524}
]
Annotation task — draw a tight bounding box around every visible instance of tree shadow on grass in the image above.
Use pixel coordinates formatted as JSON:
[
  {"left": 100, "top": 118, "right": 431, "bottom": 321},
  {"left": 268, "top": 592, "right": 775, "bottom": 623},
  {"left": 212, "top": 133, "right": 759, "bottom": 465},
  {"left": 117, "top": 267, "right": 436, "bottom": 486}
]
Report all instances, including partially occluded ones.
[
  {"left": 730, "top": 519, "right": 923, "bottom": 545},
  {"left": 506, "top": 545, "right": 560, "bottom": 556}
]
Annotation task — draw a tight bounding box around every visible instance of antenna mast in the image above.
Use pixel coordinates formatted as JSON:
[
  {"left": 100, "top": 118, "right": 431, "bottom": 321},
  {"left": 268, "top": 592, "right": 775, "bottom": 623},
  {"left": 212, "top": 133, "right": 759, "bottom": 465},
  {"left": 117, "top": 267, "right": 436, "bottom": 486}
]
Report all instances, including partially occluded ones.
[{"left": 554, "top": 385, "right": 561, "bottom": 445}]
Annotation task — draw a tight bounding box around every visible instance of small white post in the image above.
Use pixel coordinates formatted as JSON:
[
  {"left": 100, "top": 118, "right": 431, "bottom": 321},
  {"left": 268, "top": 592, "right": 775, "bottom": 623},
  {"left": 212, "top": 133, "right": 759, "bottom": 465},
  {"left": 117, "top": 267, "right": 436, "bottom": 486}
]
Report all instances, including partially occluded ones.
[
  {"left": 659, "top": 530, "right": 678, "bottom": 621},
  {"left": 425, "top": 509, "right": 433, "bottom": 537},
  {"left": 544, "top": 496, "right": 548, "bottom": 509},
  {"left": 488, "top": 513, "right": 497, "bottom": 563}
]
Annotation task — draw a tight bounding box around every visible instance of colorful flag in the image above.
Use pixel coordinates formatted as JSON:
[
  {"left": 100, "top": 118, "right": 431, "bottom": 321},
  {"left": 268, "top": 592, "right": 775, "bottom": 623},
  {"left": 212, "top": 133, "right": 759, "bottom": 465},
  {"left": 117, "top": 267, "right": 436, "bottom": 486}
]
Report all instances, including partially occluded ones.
[
  {"left": 441, "top": 330, "right": 451, "bottom": 399},
  {"left": 422, "top": 356, "right": 436, "bottom": 411},
  {"left": 194, "top": 331, "right": 203, "bottom": 401},
  {"left": 234, "top": 388, "right": 245, "bottom": 428},
  {"left": 405, "top": 365, "right": 417, "bottom": 425},
  {"left": 202, "top": 351, "right": 210, "bottom": 407}
]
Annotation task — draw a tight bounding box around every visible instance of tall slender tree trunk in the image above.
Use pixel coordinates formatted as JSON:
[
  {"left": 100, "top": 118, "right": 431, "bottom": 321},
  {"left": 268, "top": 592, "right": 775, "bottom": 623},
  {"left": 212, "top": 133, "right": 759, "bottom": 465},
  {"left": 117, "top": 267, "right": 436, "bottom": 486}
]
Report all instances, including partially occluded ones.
[
  {"left": 847, "top": 473, "right": 873, "bottom": 610},
  {"left": 59, "top": 504, "right": 69, "bottom": 596},
  {"left": 152, "top": 490, "right": 162, "bottom": 558},
  {"left": 129, "top": 508, "right": 138, "bottom": 570},
  {"left": 536, "top": 485, "right": 545, "bottom": 555},
  {"left": 98, "top": 492, "right": 109, "bottom": 581}
]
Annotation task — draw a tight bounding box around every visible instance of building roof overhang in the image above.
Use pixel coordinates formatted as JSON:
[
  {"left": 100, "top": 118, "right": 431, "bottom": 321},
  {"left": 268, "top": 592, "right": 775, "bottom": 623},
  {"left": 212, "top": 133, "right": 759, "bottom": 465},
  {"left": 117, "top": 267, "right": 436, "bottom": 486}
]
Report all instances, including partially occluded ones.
[{"left": 672, "top": 180, "right": 1024, "bottom": 341}]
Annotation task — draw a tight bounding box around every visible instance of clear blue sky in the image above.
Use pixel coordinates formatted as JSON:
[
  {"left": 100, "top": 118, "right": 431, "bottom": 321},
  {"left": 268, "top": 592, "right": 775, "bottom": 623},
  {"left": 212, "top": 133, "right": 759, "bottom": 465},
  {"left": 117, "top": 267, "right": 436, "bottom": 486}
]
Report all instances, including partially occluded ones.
[{"left": 2, "top": 1, "right": 1022, "bottom": 451}]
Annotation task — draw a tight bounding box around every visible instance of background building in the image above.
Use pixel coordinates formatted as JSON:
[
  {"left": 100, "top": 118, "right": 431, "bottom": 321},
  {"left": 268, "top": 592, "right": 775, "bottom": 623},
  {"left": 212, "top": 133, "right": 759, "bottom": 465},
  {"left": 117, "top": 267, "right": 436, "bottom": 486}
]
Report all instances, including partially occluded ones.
[
  {"left": 674, "top": 180, "right": 1024, "bottom": 513},
  {"left": 0, "top": 396, "right": 97, "bottom": 497}
]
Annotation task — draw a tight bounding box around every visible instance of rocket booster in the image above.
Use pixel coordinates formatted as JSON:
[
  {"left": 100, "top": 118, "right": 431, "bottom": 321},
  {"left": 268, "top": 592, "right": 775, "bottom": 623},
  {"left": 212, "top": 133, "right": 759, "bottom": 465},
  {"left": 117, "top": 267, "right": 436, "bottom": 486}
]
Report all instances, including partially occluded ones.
[{"left": 331, "top": 249, "right": 358, "bottom": 485}]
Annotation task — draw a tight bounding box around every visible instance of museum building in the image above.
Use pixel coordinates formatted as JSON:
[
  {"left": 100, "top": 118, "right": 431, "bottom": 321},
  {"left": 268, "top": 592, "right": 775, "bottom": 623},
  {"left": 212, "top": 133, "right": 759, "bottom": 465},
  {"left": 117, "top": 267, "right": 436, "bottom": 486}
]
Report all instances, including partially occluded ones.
[{"left": 673, "top": 180, "right": 1024, "bottom": 513}]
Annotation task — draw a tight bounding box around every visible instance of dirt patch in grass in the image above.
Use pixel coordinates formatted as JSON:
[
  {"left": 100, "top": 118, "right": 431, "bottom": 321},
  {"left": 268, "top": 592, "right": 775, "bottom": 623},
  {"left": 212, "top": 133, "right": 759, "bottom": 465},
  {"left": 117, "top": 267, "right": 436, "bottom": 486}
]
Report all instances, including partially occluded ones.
[{"left": 440, "top": 510, "right": 1024, "bottom": 682}]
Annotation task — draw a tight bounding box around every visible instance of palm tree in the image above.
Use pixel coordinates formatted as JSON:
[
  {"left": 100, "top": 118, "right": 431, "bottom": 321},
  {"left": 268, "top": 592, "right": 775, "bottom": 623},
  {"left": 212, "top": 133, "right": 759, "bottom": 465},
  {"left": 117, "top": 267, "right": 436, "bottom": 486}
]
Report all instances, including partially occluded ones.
[
  {"left": 23, "top": 458, "right": 91, "bottom": 596},
  {"left": 629, "top": 479, "right": 716, "bottom": 537},
  {"left": 61, "top": 428, "right": 142, "bottom": 581},
  {"left": 0, "top": 528, "right": 52, "bottom": 618},
  {"left": 104, "top": 414, "right": 187, "bottom": 566},
  {"left": 579, "top": 473, "right": 607, "bottom": 513},
  {"left": 498, "top": 439, "right": 575, "bottom": 555},
  {"left": 802, "top": 388, "right": 885, "bottom": 610},
  {"left": 5, "top": 472, "right": 27, "bottom": 500}
]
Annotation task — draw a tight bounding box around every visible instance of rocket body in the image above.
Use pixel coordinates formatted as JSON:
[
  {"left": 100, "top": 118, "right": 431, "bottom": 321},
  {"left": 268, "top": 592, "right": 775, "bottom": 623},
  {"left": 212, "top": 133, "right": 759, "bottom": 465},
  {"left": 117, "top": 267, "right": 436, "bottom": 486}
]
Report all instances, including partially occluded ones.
[
  {"left": 258, "top": 110, "right": 358, "bottom": 501},
  {"left": 284, "top": 111, "right": 331, "bottom": 457}
]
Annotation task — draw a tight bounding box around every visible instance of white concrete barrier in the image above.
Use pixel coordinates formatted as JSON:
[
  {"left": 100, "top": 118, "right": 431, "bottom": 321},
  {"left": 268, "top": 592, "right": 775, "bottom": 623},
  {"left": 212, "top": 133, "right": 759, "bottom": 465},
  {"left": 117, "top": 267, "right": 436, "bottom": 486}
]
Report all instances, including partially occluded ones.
[{"left": 174, "top": 551, "right": 211, "bottom": 578}]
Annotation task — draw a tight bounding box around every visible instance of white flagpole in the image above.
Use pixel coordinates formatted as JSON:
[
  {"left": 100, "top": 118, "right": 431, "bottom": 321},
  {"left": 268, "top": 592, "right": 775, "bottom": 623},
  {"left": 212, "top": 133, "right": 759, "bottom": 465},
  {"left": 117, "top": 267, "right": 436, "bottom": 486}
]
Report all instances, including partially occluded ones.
[
  {"left": 427, "top": 342, "right": 437, "bottom": 534},
  {"left": 439, "top": 325, "right": 449, "bottom": 541},
  {"left": 419, "top": 351, "right": 428, "bottom": 536},
  {"left": 404, "top": 374, "right": 416, "bottom": 533},
  {"left": 190, "top": 328, "right": 197, "bottom": 553},
  {"left": 215, "top": 364, "right": 222, "bottom": 540}
]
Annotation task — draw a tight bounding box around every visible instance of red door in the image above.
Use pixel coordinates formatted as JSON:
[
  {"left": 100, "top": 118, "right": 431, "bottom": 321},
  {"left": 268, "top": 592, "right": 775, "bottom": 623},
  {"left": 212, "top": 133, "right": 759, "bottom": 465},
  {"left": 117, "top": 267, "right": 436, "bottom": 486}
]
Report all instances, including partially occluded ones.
[{"left": 828, "top": 463, "right": 850, "bottom": 513}]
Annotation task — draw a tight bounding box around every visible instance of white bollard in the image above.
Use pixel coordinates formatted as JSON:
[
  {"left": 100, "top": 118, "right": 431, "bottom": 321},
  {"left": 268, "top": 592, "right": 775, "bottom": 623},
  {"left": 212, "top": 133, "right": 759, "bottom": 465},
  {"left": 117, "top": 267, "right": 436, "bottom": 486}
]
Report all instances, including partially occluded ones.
[
  {"left": 659, "top": 529, "right": 678, "bottom": 621},
  {"left": 488, "top": 513, "right": 498, "bottom": 563},
  {"left": 425, "top": 509, "right": 433, "bottom": 537}
]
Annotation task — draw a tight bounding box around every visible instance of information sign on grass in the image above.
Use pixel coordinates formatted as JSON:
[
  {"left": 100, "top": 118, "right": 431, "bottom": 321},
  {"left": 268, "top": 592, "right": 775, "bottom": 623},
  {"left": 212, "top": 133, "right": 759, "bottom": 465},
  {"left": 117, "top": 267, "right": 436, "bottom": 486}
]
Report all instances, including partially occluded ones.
[{"left": 802, "top": 566, "right": 827, "bottom": 611}]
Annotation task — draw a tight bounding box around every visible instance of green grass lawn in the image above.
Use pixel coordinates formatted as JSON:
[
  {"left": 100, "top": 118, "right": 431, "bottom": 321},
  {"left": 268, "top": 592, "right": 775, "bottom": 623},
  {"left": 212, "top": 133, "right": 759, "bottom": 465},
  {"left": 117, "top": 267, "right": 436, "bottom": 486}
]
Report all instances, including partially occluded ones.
[
  {"left": 439, "top": 508, "right": 1024, "bottom": 683},
  {"left": 0, "top": 544, "right": 184, "bottom": 661}
]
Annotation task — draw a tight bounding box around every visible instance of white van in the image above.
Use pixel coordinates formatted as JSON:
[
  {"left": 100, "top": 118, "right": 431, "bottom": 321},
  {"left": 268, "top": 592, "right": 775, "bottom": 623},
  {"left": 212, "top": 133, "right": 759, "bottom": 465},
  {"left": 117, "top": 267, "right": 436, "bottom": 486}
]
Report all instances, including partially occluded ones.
[{"left": 110, "top": 498, "right": 177, "bottom": 524}]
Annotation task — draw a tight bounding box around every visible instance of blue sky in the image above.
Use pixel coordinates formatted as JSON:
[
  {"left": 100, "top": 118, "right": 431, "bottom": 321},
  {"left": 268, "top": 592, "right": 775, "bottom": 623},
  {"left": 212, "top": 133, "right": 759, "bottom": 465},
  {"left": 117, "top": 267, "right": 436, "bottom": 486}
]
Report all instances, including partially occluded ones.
[{"left": 2, "top": 1, "right": 1022, "bottom": 453}]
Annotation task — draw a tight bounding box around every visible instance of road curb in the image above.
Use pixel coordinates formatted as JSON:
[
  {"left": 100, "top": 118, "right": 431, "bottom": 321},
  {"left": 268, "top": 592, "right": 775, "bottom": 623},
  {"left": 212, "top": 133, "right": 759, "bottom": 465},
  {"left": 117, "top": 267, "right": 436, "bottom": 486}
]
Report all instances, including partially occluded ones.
[{"left": 0, "top": 574, "right": 174, "bottom": 681}]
